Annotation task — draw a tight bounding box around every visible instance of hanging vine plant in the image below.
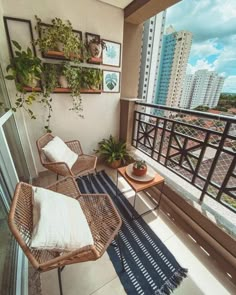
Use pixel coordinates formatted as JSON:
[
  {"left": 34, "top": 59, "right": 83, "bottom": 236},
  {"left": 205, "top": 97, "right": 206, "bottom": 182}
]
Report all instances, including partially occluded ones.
[
  {"left": 5, "top": 41, "right": 53, "bottom": 132},
  {"left": 34, "top": 16, "right": 83, "bottom": 62}
]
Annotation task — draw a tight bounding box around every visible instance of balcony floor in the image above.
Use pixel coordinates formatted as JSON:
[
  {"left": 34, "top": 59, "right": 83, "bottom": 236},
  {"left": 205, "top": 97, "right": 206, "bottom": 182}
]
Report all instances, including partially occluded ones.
[{"left": 31, "top": 164, "right": 236, "bottom": 295}]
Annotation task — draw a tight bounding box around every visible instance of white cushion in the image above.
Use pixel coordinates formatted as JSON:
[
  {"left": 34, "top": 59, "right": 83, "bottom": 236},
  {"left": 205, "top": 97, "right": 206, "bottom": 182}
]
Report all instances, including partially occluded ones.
[
  {"left": 31, "top": 186, "right": 94, "bottom": 251},
  {"left": 42, "top": 136, "right": 78, "bottom": 169}
]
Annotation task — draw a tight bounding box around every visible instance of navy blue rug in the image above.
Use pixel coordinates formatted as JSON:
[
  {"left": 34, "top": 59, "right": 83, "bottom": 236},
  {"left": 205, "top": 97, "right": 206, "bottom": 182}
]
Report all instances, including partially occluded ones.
[{"left": 77, "top": 170, "right": 187, "bottom": 295}]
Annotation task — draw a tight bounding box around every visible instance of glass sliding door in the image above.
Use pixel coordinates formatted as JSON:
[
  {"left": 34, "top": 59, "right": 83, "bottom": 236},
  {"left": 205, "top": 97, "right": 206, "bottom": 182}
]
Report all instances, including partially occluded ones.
[{"left": 0, "top": 64, "right": 28, "bottom": 294}]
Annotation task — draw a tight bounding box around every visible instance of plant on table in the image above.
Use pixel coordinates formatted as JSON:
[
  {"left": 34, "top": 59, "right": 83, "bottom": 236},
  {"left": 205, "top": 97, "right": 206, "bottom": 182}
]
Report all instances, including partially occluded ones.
[
  {"left": 95, "top": 135, "right": 130, "bottom": 168},
  {"left": 133, "top": 160, "right": 147, "bottom": 176}
]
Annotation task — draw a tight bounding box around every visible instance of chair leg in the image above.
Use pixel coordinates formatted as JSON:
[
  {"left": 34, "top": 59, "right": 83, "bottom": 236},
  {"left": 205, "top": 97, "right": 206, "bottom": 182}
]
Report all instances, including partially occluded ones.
[
  {"left": 88, "top": 173, "right": 94, "bottom": 193},
  {"left": 56, "top": 174, "right": 59, "bottom": 181},
  {"left": 115, "top": 233, "right": 125, "bottom": 273},
  {"left": 57, "top": 267, "right": 64, "bottom": 295}
]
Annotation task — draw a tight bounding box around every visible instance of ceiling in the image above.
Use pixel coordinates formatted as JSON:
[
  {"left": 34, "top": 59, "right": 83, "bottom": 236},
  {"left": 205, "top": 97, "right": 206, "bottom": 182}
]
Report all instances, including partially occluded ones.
[{"left": 97, "top": 0, "right": 133, "bottom": 9}]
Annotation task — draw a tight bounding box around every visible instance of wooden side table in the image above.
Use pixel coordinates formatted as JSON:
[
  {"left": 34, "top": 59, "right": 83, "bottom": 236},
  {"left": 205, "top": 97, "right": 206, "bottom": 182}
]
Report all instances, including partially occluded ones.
[{"left": 116, "top": 165, "right": 165, "bottom": 219}]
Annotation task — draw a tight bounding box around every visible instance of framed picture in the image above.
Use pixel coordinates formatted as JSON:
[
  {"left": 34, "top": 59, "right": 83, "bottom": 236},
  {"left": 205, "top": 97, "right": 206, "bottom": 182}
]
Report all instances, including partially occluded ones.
[
  {"left": 38, "top": 22, "right": 82, "bottom": 61},
  {"left": 85, "top": 32, "right": 102, "bottom": 64},
  {"left": 103, "top": 70, "right": 120, "bottom": 93},
  {"left": 102, "top": 40, "right": 121, "bottom": 67},
  {"left": 3, "top": 16, "right": 36, "bottom": 58}
]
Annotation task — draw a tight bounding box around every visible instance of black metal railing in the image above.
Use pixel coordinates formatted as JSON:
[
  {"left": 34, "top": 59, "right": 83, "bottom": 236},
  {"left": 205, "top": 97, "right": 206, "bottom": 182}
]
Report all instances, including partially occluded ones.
[{"left": 132, "top": 102, "right": 236, "bottom": 213}]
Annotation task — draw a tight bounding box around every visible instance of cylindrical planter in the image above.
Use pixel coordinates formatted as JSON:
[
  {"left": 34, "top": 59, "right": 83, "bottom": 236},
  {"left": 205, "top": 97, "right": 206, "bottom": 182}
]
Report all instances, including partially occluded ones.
[
  {"left": 133, "top": 165, "right": 147, "bottom": 176},
  {"left": 59, "top": 75, "right": 68, "bottom": 88},
  {"left": 109, "top": 159, "right": 121, "bottom": 169}
]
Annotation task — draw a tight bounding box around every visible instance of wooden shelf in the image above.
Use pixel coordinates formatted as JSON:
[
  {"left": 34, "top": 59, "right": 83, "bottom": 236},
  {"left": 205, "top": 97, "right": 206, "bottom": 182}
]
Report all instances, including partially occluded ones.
[
  {"left": 23, "top": 86, "right": 41, "bottom": 92},
  {"left": 87, "top": 57, "right": 102, "bottom": 64},
  {"left": 44, "top": 50, "right": 82, "bottom": 61},
  {"left": 54, "top": 87, "right": 101, "bottom": 94},
  {"left": 23, "top": 86, "right": 101, "bottom": 94}
]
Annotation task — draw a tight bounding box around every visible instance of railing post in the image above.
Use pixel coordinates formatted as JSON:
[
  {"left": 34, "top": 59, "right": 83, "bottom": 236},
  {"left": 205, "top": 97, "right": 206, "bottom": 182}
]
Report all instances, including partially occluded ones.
[
  {"left": 120, "top": 98, "right": 142, "bottom": 146},
  {"left": 199, "top": 122, "right": 231, "bottom": 202}
]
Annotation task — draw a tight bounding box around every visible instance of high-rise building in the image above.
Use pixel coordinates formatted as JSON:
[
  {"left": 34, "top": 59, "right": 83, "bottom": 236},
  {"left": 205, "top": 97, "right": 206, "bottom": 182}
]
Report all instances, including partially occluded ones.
[
  {"left": 138, "top": 11, "right": 166, "bottom": 104},
  {"left": 154, "top": 26, "right": 192, "bottom": 110},
  {"left": 180, "top": 70, "right": 225, "bottom": 109}
]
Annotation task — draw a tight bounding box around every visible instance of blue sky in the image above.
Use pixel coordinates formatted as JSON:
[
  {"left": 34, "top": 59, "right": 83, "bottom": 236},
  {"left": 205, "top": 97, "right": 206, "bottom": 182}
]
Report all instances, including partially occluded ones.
[{"left": 166, "top": 0, "right": 236, "bottom": 93}]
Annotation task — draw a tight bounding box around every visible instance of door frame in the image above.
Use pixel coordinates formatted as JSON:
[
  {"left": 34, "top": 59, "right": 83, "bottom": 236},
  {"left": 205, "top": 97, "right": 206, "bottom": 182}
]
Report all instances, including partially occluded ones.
[{"left": 0, "top": 109, "right": 28, "bottom": 295}]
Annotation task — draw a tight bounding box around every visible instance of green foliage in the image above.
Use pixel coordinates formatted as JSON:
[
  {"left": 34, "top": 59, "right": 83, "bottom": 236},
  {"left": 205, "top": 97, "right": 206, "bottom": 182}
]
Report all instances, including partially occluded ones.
[
  {"left": 34, "top": 16, "right": 83, "bottom": 61},
  {"left": 212, "top": 106, "right": 228, "bottom": 112},
  {"left": 5, "top": 40, "right": 42, "bottom": 90},
  {"left": 81, "top": 68, "right": 102, "bottom": 90},
  {"left": 194, "top": 105, "right": 209, "bottom": 112},
  {"left": 95, "top": 135, "right": 130, "bottom": 164},
  {"left": 5, "top": 41, "right": 54, "bottom": 132},
  {"left": 133, "top": 160, "right": 146, "bottom": 170},
  {"left": 215, "top": 93, "right": 236, "bottom": 111}
]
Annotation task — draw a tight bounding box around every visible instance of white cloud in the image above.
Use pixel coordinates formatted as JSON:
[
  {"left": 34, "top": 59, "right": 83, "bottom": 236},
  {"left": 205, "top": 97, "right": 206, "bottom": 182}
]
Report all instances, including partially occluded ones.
[
  {"left": 222, "top": 76, "right": 236, "bottom": 93},
  {"left": 190, "top": 39, "right": 221, "bottom": 58},
  {"left": 187, "top": 59, "right": 215, "bottom": 74}
]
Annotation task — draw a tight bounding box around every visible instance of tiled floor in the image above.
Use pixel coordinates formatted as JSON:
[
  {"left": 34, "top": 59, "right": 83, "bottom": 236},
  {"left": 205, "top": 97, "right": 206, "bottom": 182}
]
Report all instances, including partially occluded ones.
[{"left": 33, "top": 165, "right": 236, "bottom": 295}]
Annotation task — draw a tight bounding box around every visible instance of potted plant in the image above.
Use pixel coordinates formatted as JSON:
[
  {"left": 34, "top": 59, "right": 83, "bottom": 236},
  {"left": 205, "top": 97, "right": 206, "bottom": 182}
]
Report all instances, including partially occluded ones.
[
  {"left": 34, "top": 16, "right": 83, "bottom": 61},
  {"left": 81, "top": 68, "right": 102, "bottom": 90},
  {"left": 5, "top": 40, "right": 42, "bottom": 89},
  {"left": 86, "top": 36, "right": 106, "bottom": 62},
  {"left": 133, "top": 160, "right": 147, "bottom": 176},
  {"left": 95, "top": 135, "right": 130, "bottom": 168}
]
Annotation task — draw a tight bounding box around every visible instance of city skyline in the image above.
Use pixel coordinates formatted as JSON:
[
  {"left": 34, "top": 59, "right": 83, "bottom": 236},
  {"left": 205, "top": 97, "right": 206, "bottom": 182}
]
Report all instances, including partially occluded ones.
[{"left": 166, "top": 0, "right": 236, "bottom": 93}]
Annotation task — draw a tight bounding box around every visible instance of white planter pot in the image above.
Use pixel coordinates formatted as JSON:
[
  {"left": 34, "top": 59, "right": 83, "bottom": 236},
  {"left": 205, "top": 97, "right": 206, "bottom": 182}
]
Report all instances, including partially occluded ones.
[{"left": 59, "top": 75, "right": 68, "bottom": 88}]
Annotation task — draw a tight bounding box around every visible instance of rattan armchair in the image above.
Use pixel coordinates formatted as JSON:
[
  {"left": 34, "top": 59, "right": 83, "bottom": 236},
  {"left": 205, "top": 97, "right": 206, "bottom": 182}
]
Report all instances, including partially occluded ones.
[
  {"left": 9, "top": 177, "right": 123, "bottom": 295},
  {"left": 36, "top": 133, "right": 97, "bottom": 179}
]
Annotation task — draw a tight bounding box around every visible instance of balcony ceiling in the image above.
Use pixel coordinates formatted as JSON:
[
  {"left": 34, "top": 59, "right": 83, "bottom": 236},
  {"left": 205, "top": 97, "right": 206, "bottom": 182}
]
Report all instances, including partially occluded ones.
[{"left": 97, "top": 0, "right": 133, "bottom": 9}]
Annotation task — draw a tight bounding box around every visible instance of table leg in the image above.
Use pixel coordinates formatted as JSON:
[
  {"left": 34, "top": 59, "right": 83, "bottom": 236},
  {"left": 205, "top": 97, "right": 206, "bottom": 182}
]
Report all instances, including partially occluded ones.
[{"left": 132, "top": 181, "right": 164, "bottom": 220}]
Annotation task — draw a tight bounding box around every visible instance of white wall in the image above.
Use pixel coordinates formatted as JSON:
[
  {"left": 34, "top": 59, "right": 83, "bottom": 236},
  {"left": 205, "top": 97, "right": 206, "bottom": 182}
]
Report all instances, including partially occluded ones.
[{"left": 1, "top": 0, "right": 124, "bottom": 176}]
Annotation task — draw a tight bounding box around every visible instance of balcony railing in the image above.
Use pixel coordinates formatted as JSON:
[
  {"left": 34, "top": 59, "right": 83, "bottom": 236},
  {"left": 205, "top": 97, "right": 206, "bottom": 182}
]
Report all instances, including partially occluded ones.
[{"left": 132, "top": 102, "right": 236, "bottom": 213}]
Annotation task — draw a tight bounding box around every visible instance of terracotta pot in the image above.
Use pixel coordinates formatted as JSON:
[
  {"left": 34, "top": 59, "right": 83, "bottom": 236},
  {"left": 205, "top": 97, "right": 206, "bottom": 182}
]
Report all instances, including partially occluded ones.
[
  {"left": 89, "top": 43, "right": 102, "bottom": 58},
  {"left": 59, "top": 75, "right": 68, "bottom": 88},
  {"left": 109, "top": 159, "right": 121, "bottom": 169},
  {"left": 133, "top": 165, "right": 147, "bottom": 176}
]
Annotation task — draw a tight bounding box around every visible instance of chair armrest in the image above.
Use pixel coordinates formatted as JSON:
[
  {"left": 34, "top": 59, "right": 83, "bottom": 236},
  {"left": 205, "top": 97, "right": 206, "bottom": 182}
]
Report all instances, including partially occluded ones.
[
  {"left": 65, "top": 140, "right": 83, "bottom": 156},
  {"left": 44, "top": 161, "right": 72, "bottom": 177},
  {"left": 47, "top": 176, "right": 81, "bottom": 199}
]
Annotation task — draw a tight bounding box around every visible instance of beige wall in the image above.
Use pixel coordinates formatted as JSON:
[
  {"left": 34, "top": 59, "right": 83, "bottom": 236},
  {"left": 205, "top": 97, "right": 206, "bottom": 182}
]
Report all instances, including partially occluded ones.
[{"left": 1, "top": 0, "right": 124, "bottom": 176}]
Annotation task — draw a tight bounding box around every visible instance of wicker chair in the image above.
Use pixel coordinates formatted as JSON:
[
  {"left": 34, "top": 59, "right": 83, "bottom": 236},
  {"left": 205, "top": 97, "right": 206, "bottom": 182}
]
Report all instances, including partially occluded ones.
[
  {"left": 36, "top": 133, "right": 97, "bottom": 179},
  {"left": 9, "top": 177, "right": 123, "bottom": 295}
]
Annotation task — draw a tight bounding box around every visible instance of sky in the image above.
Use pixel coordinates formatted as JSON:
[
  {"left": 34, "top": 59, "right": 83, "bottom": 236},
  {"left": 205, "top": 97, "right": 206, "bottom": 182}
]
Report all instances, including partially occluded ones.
[{"left": 166, "top": 0, "right": 236, "bottom": 93}]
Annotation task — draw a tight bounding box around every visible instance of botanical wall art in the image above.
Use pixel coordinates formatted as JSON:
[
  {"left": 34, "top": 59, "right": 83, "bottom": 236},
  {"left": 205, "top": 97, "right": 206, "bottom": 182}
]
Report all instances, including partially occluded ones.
[
  {"left": 102, "top": 40, "right": 121, "bottom": 67},
  {"left": 103, "top": 70, "right": 120, "bottom": 93}
]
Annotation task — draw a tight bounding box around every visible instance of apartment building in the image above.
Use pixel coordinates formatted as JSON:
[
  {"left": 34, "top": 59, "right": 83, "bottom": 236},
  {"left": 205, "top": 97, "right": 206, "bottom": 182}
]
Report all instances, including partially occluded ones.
[
  {"left": 154, "top": 26, "right": 192, "bottom": 110},
  {"left": 180, "top": 69, "right": 225, "bottom": 109},
  {"left": 138, "top": 11, "right": 166, "bottom": 104}
]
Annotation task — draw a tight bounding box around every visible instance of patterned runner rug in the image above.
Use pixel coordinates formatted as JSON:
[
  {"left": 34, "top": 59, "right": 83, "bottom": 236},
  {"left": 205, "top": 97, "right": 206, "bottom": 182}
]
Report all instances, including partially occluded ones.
[{"left": 77, "top": 170, "right": 187, "bottom": 295}]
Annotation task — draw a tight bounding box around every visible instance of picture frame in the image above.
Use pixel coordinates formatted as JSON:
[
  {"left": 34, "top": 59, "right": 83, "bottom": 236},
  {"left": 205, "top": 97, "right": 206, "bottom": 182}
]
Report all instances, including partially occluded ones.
[
  {"left": 85, "top": 32, "right": 103, "bottom": 64},
  {"left": 3, "top": 16, "right": 36, "bottom": 58},
  {"left": 38, "top": 22, "right": 83, "bottom": 61},
  {"left": 103, "top": 70, "right": 120, "bottom": 93},
  {"left": 102, "top": 40, "right": 121, "bottom": 67}
]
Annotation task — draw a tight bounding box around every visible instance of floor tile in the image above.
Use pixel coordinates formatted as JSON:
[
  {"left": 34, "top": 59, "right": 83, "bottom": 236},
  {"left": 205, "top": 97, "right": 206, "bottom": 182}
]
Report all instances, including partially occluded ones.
[
  {"left": 41, "top": 253, "right": 117, "bottom": 295},
  {"left": 90, "top": 277, "right": 126, "bottom": 295},
  {"left": 164, "top": 235, "right": 236, "bottom": 295}
]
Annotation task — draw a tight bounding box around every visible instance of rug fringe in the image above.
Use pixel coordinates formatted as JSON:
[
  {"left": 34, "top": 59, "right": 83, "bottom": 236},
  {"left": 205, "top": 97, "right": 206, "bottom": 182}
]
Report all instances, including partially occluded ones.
[{"left": 155, "top": 268, "right": 188, "bottom": 295}]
